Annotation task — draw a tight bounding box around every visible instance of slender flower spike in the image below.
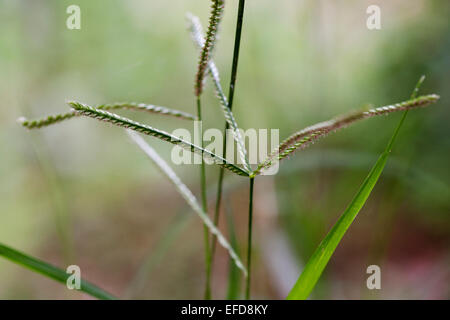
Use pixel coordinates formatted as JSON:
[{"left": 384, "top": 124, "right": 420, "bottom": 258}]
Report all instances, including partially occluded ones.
[
  {"left": 69, "top": 102, "right": 250, "bottom": 177},
  {"left": 188, "top": 12, "right": 250, "bottom": 171},
  {"left": 18, "top": 113, "right": 76, "bottom": 129},
  {"left": 195, "top": 0, "right": 225, "bottom": 97},
  {"left": 187, "top": 12, "right": 223, "bottom": 99},
  {"left": 255, "top": 94, "right": 440, "bottom": 175},
  {"left": 18, "top": 102, "right": 196, "bottom": 129}
]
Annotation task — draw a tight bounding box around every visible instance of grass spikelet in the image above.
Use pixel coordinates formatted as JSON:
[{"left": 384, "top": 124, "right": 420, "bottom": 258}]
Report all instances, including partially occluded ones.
[
  {"left": 255, "top": 94, "right": 440, "bottom": 174},
  {"left": 194, "top": 0, "right": 225, "bottom": 97},
  {"left": 18, "top": 113, "right": 76, "bottom": 129},
  {"left": 69, "top": 102, "right": 250, "bottom": 177},
  {"left": 187, "top": 12, "right": 224, "bottom": 98},
  {"left": 18, "top": 102, "right": 196, "bottom": 129},
  {"left": 188, "top": 12, "right": 250, "bottom": 171}
]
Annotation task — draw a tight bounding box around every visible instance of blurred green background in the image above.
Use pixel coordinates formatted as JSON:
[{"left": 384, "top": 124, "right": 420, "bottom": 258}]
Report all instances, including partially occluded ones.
[{"left": 0, "top": 0, "right": 448, "bottom": 299}]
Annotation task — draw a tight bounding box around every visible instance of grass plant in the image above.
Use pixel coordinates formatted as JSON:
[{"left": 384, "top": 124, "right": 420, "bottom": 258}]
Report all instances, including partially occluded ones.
[{"left": 5, "top": 2, "right": 440, "bottom": 300}]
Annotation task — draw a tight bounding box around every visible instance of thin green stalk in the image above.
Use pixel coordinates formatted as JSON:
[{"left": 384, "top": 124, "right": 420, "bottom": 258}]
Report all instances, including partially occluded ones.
[
  {"left": 225, "top": 198, "right": 241, "bottom": 299},
  {"left": 245, "top": 176, "right": 254, "bottom": 300},
  {"left": 197, "top": 97, "right": 212, "bottom": 300},
  {"left": 211, "top": 0, "right": 246, "bottom": 269}
]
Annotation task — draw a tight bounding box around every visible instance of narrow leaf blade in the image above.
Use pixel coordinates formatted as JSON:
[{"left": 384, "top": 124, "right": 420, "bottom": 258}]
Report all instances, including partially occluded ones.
[
  {"left": 225, "top": 201, "right": 241, "bottom": 299},
  {"left": 286, "top": 151, "right": 389, "bottom": 299},
  {"left": 286, "top": 76, "right": 433, "bottom": 300},
  {"left": 0, "top": 243, "right": 116, "bottom": 300}
]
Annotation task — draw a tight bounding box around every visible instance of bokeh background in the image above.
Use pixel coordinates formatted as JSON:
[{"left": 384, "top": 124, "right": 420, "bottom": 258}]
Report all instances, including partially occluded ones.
[{"left": 0, "top": 0, "right": 448, "bottom": 299}]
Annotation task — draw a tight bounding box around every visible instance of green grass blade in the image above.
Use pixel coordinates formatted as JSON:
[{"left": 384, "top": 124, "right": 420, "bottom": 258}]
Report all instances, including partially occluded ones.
[
  {"left": 127, "top": 130, "right": 248, "bottom": 277},
  {"left": 287, "top": 76, "right": 433, "bottom": 300},
  {"left": 18, "top": 102, "right": 196, "bottom": 129},
  {"left": 245, "top": 176, "right": 255, "bottom": 299},
  {"left": 0, "top": 243, "right": 116, "bottom": 300},
  {"left": 286, "top": 150, "right": 390, "bottom": 300},
  {"left": 70, "top": 102, "right": 250, "bottom": 177}
]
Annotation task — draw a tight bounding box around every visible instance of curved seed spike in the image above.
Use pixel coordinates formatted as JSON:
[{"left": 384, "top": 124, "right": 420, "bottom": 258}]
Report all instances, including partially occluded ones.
[
  {"left": 69, "top": 102, "right": 250, "bottom": 177},
  {"left": 101, "top": 103, "right": 197, "bottom": 120},
  {"left": 187, "top": 12, "right": 250, "bottom": 171},
  {"left": 18, "top": 102, "right": 197, "bottom": 129},
  {"left": 187, "top": 12, "right": 205, "bottom": 51},
  {"left": 187, "top": 12, "right": 224, "bottom": 99},
  {"left": 255, "top": 94, "right": 440, "bottom": 175},
  {"left": 127, "top": 130, "right": 247, "bottom": 277},
  {"left": 194, "top": 0, "right": 225, "bottom": 97},
  {"left": 18, "top": 113, "right": 77, "bottom": 129}
]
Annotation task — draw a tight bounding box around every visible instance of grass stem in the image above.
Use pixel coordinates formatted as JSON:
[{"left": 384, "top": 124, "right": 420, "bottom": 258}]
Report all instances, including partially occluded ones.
[
  {"left": 211, "top": 0, "right": 246, "bottom": 275},
  {"left": 197, "top": 97, "right": 212, "bottom": 300},
  {"left": 245, "top": 176, "right": 254, "bottom": 300}
]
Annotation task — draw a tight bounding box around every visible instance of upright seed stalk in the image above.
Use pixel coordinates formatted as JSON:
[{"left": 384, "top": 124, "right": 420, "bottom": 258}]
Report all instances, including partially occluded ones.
[
  {"left": 246, "top": 176, "right": 255, "bottom": 299},
  {"left": 210, "top": 0, "right": 246, "bottom": 276},
  {"left": 197, "top": 97, "right": 212, "bottom": 300}
]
